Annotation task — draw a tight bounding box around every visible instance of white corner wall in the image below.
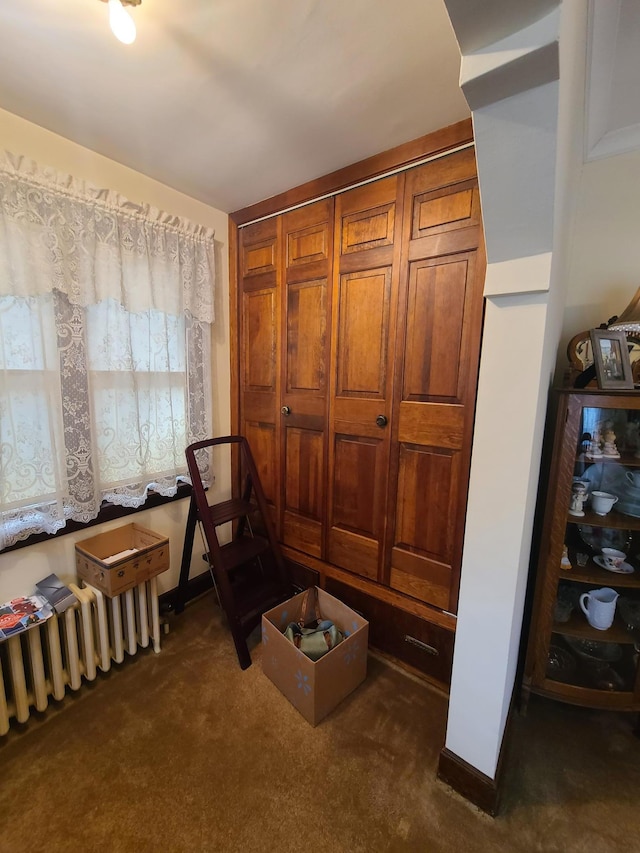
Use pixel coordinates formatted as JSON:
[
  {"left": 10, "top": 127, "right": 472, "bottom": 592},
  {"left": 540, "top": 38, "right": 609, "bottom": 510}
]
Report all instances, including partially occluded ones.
[
  {"left": 442, "top": 0, "right": 586, "bottom": 779},
  {"left": 0, "top": 108, "right": 230, "bottom": 601}
]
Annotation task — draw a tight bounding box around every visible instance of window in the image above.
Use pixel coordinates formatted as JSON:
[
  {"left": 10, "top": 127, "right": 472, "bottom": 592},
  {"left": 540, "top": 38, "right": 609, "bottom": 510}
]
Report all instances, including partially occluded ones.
[{"left": 0, "top": 152, "right": 214, "bottom": 549}]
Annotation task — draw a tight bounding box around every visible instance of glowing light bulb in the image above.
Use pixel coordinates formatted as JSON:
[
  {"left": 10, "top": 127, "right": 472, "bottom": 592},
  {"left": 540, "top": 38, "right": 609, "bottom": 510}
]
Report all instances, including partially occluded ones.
[{"left": 108, "top": 0, "right": 136, "bottom": 45}]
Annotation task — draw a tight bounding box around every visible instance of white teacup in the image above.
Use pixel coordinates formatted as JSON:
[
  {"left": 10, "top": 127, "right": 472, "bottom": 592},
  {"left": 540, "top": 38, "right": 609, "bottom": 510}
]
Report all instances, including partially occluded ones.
[
  {"left": 626, "top": 470, "right": 640, "bottom": 489},
  {"left": 601, "top": 547, "right": 626, "bottom": 570},
  {"left": 579, "top": 587, "right": 619, "bottom": 631},
  {"left": 591, "top": 490, "right": 618, "bottom": 515}
]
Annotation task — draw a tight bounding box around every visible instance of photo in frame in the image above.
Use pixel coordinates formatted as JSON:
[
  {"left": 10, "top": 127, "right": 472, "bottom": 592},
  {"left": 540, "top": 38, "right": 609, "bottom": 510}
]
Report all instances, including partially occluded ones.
[{"left": 589, "top": 328, "right": 635, "bottom": 390}]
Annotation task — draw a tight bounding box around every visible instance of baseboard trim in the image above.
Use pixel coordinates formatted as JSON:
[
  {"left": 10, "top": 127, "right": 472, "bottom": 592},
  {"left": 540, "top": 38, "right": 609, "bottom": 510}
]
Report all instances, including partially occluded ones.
[
  {"left": 160, "top": 570, "right": 213, "bottom": 612},
  {"left": 437, "top": 748, "right": 500, "bottom": 816}
]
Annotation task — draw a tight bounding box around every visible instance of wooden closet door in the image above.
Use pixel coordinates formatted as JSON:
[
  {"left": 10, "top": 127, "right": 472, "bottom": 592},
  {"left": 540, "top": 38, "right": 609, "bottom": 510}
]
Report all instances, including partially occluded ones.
[
  {"left": 239, "top": 218, "right": 281, "bottom": 532},
  {"left": 327, "top": 177, "right": 403, "bottom": 580},
  {"left": 386, "top": 148, "right": 486, "bottom": 613},
  {"left": 280, "top": 199, "right": 333, "bottom": 557}
]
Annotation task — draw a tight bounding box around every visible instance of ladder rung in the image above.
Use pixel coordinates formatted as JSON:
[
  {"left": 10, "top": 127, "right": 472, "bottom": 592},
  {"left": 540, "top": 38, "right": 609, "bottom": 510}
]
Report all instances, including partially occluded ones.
[
  {"left": 236, "top": 580, "right": 290, "bottom": 630},
  {"left": 205, "top": 498, "right": 254, "bottom": 527},
  {"left": 219, "top": 536, "right": 270, "bottom": 572}
]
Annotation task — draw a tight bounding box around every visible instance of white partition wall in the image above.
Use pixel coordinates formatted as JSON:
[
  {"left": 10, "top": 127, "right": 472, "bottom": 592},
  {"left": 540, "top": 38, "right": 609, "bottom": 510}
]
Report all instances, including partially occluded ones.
[{"left": 440, "top": 0, "right": 586, "bottom": 795}]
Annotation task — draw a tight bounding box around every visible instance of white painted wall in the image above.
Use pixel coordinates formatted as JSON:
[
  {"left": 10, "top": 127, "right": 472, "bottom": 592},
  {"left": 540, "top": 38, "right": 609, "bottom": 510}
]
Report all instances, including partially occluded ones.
[
  {"left": 560, "top": 147, "right": 640, "bottom": 357},
  {"left": 0, "top": 108, "right": 230, "bottom": 602},
  {"left": 447, "top": 291, "right": 554, "bottom": 774}
]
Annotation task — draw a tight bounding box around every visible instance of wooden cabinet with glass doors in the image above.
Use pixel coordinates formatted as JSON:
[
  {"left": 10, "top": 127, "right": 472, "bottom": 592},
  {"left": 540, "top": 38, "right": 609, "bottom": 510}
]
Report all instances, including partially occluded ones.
[{"left": 525, "top": 389, "right": 640, "bottom": 712}]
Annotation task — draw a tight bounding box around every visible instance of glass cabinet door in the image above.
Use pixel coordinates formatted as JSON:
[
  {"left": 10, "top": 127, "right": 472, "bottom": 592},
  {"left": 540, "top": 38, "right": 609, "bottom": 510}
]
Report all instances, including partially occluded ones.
[{"left": 543, "top": 398, "right": 640, "bottom": 703}]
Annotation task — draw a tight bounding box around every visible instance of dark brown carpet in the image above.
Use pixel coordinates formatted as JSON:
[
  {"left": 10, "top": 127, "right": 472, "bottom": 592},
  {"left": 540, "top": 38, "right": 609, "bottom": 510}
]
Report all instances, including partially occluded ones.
[{"left": 0, "top": 592, "right": 638, "bottom": 852}]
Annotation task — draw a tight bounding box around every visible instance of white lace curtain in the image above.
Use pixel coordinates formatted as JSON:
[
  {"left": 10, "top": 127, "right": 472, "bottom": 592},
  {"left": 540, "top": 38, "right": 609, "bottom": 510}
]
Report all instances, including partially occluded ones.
[{"left": 0, "top": 151, "right": 214, "bottom": 549}]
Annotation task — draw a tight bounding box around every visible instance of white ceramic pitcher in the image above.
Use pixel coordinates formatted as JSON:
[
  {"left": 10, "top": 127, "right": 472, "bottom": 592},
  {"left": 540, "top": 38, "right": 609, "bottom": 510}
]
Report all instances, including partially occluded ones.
[{"left": 579, "top": 587, "right": 619, "bottom": 631}]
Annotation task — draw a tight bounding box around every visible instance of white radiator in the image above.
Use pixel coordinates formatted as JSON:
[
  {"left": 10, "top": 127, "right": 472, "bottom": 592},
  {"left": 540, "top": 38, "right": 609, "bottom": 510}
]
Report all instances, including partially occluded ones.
[{"left": 0, "top": 577, "right": 161, "bottom": 736}]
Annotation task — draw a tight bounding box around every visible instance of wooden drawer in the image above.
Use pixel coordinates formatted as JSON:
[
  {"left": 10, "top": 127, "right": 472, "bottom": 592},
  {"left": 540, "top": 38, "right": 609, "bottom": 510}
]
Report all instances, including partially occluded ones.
[
  {"left": 284, "top": 558, "right": 320, "bottom": 593},
  {"left": 324, "top": 578, "right": 454, "bottom": 689}
]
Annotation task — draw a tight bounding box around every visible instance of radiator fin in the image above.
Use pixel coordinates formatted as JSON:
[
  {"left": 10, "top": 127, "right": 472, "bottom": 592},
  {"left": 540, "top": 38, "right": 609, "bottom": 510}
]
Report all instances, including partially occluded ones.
[{"left": 0, "top": 578, "right": 161, "bottom": 735}]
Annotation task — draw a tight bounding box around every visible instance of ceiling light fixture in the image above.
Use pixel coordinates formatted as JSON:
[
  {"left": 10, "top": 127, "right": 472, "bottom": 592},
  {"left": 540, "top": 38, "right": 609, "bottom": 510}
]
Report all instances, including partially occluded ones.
[{"left": 99, "top": 0, "right": 141, "bottom": 45}]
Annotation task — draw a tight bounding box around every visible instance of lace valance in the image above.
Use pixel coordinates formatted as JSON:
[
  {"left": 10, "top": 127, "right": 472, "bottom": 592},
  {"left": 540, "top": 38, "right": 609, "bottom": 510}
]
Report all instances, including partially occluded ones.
[{"left": 0, "top": 150, "right": 215, "bottom": 323}]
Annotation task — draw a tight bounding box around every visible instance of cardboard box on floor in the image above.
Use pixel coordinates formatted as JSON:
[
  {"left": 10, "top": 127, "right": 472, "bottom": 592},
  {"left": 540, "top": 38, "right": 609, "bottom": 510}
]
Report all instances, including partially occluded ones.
[{"left": 261, "top": 587, "right": 368, "bottom": 726}]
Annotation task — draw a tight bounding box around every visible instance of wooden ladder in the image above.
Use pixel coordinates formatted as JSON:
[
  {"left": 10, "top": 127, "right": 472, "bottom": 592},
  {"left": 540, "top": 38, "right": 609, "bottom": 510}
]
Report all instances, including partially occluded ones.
[{"left": 178, "top": 435, "right": 292, "bottom": 669}]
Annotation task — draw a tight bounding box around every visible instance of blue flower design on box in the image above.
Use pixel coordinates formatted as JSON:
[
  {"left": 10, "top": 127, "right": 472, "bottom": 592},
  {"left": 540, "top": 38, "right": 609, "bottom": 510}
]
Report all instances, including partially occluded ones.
[
  {"left": 280, "top": 610, "right": 289, "bottom": 626},
  {"left": 295, "top": 669, "right": 311, "bottom": 695},
  {"left": 343, "top": 640, "right": 360, "bottom": 666}
]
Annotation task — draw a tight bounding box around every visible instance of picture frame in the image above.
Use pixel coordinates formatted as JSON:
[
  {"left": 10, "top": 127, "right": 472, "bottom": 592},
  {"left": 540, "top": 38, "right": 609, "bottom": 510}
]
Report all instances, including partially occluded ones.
[{"left": 589, "top": 328, "right": 635, "bottom": 390}]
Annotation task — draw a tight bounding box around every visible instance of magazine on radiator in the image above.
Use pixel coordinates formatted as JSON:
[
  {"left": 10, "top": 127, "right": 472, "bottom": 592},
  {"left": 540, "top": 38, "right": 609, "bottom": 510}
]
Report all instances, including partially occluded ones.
[{"left": 0, "top": 595, "right": 53, "bottom": 641}]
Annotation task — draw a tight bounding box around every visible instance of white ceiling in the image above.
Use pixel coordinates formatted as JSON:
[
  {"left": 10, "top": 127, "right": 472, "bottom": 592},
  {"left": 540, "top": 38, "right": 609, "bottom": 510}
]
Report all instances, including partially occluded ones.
[{"left": 0, "top": 0, "right": 471, "bottom": 213}]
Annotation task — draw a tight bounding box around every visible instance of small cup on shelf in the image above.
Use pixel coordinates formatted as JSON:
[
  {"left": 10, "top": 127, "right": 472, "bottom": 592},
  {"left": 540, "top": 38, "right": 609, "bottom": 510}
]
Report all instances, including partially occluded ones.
[
  {"left": 554, "top": 584, "right": 576, "bottom": 623},
  {"left": 553, "top": 597, "right": 574, "bottom": 623},
  {"left": 590, "top": 491, "right": 618, "bottom": 516},
  {"left": 601, "top": 548, "right": 626, "bottom": 570}
]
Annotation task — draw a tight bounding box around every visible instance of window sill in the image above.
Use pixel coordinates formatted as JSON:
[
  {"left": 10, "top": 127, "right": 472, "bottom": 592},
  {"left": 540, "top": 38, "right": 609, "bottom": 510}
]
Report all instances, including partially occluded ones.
[{"left": 1, "top": 483, "right": 192, "bottom": 555}]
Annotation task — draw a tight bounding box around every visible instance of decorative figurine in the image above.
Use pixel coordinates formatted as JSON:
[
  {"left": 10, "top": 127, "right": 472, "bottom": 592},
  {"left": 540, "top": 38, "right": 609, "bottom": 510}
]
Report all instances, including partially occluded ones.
[
  {"left": 569, "top": 481, "right": 588, "bottom": 517},
  {"left": 602, "top": 426, "right": 620, "bottom": 458},
  {"left": 579, "top": 432, "right": 592, "bottom": 455},
  {"left": 586, "top": 426, "right": 603, "bottom": 459},
  {"left": 560, "top": 544, "right": 572, "bottom": 570}
]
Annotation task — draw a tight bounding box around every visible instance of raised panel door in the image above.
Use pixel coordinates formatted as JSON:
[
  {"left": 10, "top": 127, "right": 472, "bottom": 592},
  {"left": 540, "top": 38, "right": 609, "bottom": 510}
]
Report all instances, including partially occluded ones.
[
  {"left": 243, "top": 289, "right": 277, "bottom": 393},
  {"left": 281, "top": 200, "right": 333, "bottom": 557},
  {"left": 387, "top": 150, "right": 486, "bottom": 613},
  {"left": 327, "top": 177, "right": 402, "bottom": 580},
  {"left": 239, "top": 218, "right": 281, "bottom": 530}
]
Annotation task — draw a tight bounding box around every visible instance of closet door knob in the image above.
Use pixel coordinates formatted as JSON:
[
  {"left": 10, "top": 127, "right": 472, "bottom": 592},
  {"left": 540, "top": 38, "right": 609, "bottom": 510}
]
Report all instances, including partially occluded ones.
[
  {"left": 281, "top": 406, "right": 291, "bottom": 416},
  {"left": 376, "top": 414, "right": 388, "bottom": 428}
]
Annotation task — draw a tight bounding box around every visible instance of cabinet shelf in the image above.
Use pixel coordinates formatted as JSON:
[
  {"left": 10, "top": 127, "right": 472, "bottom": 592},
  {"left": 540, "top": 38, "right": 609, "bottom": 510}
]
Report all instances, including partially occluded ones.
[
  {"left": 536, "top": 681, "right": 636, "bottom": 711},
  {"left": 552, "top": 612, "right": 635, "bottom": 645},
  {"left": 579, "top": 451, "right": 640, "bottom": 468},
  {"left": 567, "top": 509, "right": 640, "bottom": 529},
  {"left": 560, "top": 563, "right": 640, "bottom": 588}
]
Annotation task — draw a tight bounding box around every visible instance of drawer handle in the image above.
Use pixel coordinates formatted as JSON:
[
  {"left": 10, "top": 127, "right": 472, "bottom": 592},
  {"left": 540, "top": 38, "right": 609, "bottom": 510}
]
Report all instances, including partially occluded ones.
[
  {"left": 117, "top": 570, "right": 125, "bottom": 577},
  {"left": 404, "top": 635, "right": 439, "bottom": 656}
]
